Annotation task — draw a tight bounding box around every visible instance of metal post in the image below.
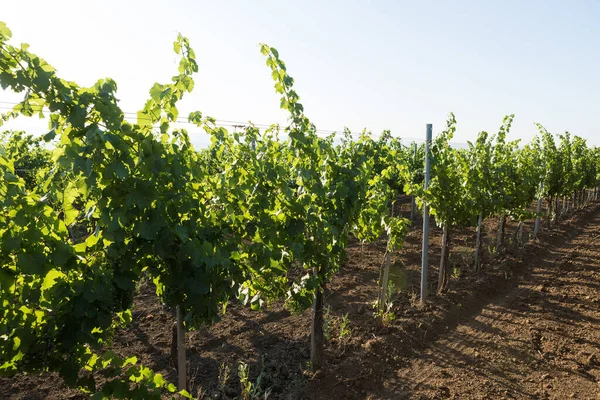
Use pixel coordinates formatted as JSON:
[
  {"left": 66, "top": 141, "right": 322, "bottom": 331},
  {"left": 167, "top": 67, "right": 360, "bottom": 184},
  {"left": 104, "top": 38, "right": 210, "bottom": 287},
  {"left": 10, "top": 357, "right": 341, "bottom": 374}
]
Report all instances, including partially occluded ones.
[
  {"left": 176, "top": 305, "right": 187, "bottom": 392},
  {"left": 534, "top": 182, "right": 543, "bottom": 238},
  {"left": 420, "top": 124, "right": 432, "bottom": 305},
  {"left": 474, "top": 214, "right": 483, "bottom": 271}
]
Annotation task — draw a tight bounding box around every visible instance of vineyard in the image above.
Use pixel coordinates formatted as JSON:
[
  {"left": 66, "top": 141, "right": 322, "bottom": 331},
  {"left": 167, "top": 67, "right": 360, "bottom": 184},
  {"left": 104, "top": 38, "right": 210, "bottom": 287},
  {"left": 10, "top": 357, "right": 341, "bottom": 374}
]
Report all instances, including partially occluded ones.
[{"left": 1, "top": 22, "right": 600, "bottom": 400}]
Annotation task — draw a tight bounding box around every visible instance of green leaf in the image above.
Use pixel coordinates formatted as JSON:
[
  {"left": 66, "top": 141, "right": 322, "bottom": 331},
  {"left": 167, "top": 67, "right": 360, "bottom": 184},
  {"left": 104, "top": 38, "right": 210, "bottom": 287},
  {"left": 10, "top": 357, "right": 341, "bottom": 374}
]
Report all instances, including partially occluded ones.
[
  {"left": 17, "top": 253, "right": 46, "bottom": 275},
  {"left": 42, "top": 269, "right": 66, "bottom": 290},
  {"left": 115, "top": 163, "right": 128, "bottom": 180},
  {"left": 166, "top": 383, "right": 177, "bottom": 392},
  {"left": 43, "top": 129, "right": 56, "bottom": 141},
  {"left": 137, "top": 111, "right": 153, "bottom": 127},
  {"left": 64, "top": 205, "right": 79, "bottom": 226},
  {"left": 0, "top": 21, "right": 12, "bottom": 39},
  {"left": 52, "top": 242, "right": 74, "bottom": 264},
  {"left": 175, "top": 225, "right": 189, "bottom": 242}
]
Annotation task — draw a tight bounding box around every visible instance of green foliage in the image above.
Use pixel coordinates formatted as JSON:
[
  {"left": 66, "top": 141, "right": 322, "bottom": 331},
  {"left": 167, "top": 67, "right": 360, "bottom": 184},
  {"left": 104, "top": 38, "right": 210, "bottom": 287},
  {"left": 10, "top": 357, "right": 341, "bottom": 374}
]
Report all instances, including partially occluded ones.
[
  {"left": 0, "top": 130, "right": 51, "bottom": 190},
  {"left": 258, "top": 44, "right": 410, "bottom": 313},
  {"left": 338, "top": 313, "right": 351, "bottom": 340},
  {"left": 0, "top": 22, "right": 228, "bottom": 396},
  {"left": 408, "top": 113, "right": 471, "bottom": 228},
  {"left": 1, "top": 22, "right": 412, "bottom": 395},
  {"left": 2, "top": 18, "right": 598, "bottom": 400},
  {"left": 218, "top": 362, "right": 231, "bottom": 395}
]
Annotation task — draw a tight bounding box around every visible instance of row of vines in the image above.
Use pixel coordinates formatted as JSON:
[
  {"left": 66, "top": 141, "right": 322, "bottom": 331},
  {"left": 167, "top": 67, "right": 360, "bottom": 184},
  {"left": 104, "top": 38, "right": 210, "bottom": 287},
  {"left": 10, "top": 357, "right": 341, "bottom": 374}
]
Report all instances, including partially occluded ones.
[
  {"left": 411, "top": 114, "right": 600, "bottom": 297},
  {"left": 1, "top": 21, "right": 599, "bottom": 399}
]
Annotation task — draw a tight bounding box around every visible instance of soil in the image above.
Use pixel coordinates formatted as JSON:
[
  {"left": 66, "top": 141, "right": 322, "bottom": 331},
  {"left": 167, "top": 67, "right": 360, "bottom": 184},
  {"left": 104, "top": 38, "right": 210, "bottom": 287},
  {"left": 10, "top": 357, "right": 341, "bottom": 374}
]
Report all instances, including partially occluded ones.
[{"left": 2, "top": 197, "right": 599, "bottom": 400}]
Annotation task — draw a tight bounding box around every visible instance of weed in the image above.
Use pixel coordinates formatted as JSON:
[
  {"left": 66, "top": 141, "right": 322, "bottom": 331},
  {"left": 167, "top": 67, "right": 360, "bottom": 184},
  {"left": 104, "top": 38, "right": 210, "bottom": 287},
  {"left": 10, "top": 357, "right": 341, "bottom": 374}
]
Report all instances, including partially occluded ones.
[
  {"left": 487, "top": 244, "right": 497, "bottom": 257},
  {"left": 409, "top": 290, "right": 419, "bottom": 307},
  {"left": 238, "top": 361, "right": 251, "bottom": 400},
  {"left": 339, "top": 313, "right": 351, "bottom": 340},
  {"left": 382, "top": 301, "right": 396, "bottom": 326},
  {"left": 237, "top": 358, "right": 273, "bottom": 400},
  {"left": 457, "top": 249, "right": 473, "bottom": 268},
  {"left": 452, "top": 265, "right": 461, "bottom": 279},
  {"left": 217, "top": 362, "right": 230, "bottom": 395},
  {"left": 373, "top": 298, "right": 396, "bottom": 328}
]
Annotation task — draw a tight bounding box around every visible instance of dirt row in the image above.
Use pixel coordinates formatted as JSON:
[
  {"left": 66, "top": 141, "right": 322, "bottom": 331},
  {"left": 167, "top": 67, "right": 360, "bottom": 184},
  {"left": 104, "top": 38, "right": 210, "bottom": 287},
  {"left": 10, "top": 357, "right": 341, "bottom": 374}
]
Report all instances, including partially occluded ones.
[
  {"left": 394, "top": 204, "right": 600, "bottom": 399},
  {"left": 2, "top": 199, "right": 599, "bottom": 399}
]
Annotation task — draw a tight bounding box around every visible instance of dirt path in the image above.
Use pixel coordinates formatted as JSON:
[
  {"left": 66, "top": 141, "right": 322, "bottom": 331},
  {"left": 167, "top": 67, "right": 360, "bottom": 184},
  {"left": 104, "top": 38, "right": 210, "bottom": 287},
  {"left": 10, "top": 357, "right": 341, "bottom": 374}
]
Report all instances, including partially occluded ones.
[
  {"left": 389, "top": 210, "right": 600, "bottom": 399},
  {"left": 2, "top": 204, "right": 600, "bottom": 400}
]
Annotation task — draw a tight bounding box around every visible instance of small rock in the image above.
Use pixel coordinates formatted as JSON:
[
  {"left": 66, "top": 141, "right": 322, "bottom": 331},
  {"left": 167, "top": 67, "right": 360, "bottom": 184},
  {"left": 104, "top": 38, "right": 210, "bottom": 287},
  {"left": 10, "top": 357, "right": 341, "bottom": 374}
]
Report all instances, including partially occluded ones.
[
  {"left": 362, "top": 338, "right": 378, "bottom": 351},
  {"left": 586, "top": 354, "right": 597, "bottom": 366},
  {"left": 438, "top": 386, "right": 451, "bottom": 398}
]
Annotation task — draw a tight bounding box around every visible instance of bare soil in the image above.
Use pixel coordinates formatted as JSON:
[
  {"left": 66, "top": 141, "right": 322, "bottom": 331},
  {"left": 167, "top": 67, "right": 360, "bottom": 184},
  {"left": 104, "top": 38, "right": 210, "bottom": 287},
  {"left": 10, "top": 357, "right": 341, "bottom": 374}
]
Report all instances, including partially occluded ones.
[{"left": 2, "top": 198, "right": 599, "bottom": 400}]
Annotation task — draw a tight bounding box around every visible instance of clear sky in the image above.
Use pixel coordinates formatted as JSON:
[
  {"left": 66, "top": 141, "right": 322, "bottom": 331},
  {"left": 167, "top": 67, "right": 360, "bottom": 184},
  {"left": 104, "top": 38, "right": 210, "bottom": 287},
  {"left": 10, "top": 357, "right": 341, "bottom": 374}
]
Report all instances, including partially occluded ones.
[{"left": 1, "top": 0, "right": 599, "bottom": 148}]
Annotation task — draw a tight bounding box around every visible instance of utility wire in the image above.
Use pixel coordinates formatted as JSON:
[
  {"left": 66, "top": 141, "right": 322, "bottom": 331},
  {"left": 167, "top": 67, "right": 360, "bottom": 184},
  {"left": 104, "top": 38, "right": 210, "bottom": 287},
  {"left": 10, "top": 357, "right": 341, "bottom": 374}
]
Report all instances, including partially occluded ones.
[{"left": 0, "top": 100, "right": 426, "bottom": 142}]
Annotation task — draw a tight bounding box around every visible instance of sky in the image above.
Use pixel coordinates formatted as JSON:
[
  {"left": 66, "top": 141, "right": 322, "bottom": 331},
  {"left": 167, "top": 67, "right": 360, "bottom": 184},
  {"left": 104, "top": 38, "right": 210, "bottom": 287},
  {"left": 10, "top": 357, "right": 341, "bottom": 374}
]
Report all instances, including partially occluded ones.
[{"left": 1, "top": 0, "right": 599, "bottom": 148}]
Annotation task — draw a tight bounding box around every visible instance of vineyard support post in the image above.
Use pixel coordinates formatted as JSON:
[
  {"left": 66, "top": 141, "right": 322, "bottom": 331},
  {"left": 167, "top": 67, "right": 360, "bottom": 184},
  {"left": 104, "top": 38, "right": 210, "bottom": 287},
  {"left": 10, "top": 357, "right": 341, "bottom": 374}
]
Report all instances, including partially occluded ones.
[
  {"left": 586, "top": 189, "right": 589, "bottom": 206},
  {"left": 587, "top": 189, "right": 590, "bottom": 206},
  {"left": 474, "top": 214, "right": 483, "bottom": 271},
  {"left": 410, "top": 143, "right": 417, "bottom": 220},
  {"left": 534, "top": 182, "right": 543, "bottom": 237},
  {"left": 176, "top": 305, "right": 186, "bottom": 392},
  {"left": 517, "top": 221, "right": 524, "bottom": 246},
  {"left": 310, "top": 271, "right": 324, "bottom": 371},
  {"left": 585, "top": 188, "right": 592, "bottom": 205},
  {"left": 420, "top": 124, "right": 432, "bottom": 305},
  {"left": 587, "top": 189, "right": 591, "bottom": 206},
  {"left": 497, "top": 213, "right": 506, "bottom": 249},
  {"left": 547, "top": 198, "right": 553, "bottom": 229},
  {"left": 379, "top": 203, "right": 395, "bottom": 313},
  {"left": 437, "top": 224, "right": 449, "bottom": 294},
  {"left": 379, "top": 251, "right": 392, "bottom": 313}
]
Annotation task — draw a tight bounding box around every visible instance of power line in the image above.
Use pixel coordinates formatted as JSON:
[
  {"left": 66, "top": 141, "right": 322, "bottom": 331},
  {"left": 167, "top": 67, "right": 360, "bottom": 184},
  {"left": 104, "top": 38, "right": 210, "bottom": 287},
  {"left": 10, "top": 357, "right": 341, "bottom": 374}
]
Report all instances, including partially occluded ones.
[
  {"left": 0, "top": 101, "right": 339, "bottom": 135},
  {"left": 0, "top": 100, "right": 427, "bottom": 142}
]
